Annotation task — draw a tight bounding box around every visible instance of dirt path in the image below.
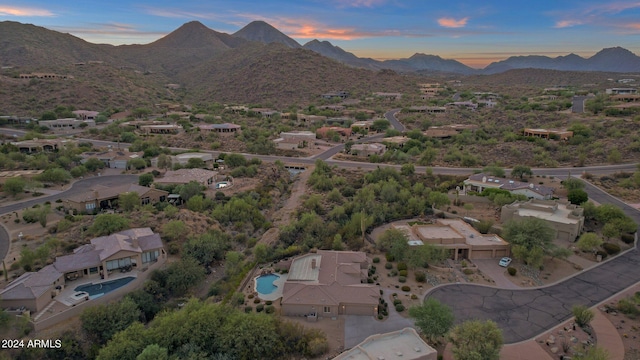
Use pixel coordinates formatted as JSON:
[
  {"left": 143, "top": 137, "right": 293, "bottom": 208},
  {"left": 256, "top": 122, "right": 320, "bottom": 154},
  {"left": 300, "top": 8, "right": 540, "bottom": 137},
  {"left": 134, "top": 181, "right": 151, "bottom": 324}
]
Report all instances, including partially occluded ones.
[{"left": 258, "top": 166, "right": 314, "bottom": 246}]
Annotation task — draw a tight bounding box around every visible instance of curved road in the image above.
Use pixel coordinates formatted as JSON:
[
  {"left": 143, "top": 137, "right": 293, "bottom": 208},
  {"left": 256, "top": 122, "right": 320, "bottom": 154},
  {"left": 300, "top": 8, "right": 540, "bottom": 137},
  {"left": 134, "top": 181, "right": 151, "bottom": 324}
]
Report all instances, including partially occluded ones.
[
  {"left": 0, "top": 175, "right": 138, "bottom": 261},
  {"left": 427, "top": 179, "right": 640, "bottom": 344}
]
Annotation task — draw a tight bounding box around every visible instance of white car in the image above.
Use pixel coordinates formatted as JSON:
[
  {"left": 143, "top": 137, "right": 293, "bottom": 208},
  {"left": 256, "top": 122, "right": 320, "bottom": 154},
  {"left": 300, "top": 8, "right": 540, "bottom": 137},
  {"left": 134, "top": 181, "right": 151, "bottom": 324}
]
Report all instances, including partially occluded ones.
[{"left": 499, "top": 257, "right": 512, "bottom": 267}]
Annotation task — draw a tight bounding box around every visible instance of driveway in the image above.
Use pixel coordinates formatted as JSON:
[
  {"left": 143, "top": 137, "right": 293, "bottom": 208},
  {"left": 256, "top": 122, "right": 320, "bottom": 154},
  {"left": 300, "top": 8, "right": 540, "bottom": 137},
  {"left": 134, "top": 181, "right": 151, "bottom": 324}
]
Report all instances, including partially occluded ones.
[
  {"left": 472, "top": 259, "right": 520, "bottom": 289},
  {"left": 344, "top": 289, "right": 413, "bottom": 348}
]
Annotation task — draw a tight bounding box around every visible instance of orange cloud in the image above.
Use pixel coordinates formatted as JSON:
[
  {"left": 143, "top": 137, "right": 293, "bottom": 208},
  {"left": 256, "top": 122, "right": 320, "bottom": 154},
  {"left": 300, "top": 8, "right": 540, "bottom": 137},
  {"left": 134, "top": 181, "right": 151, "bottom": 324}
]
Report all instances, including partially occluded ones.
[
  {"left": 0, "top": 5, "right": 54, "bottom": 16},
  {"left": 437, "top": 17, "right": 469, "bottom": 28}
]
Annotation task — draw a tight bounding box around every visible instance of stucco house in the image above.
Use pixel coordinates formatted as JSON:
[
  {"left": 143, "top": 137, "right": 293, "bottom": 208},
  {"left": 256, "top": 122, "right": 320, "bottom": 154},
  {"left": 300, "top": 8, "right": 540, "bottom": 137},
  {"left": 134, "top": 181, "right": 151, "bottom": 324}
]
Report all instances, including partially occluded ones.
[
  {"left": 0, "top": 228, "right": 165, "bottom": 312},
  {"left": 350, "top": 143, "right": 386, "bottom": 157},
  {"left": 333, "top": 327, "right": 437, "bottom": 360},
  {"left": 196, "top": 123, "right": 241, "bottom": 134},
  {"left": 80, "top": 150, "right": 144, "bottom": 169},
  {"left": 154, "top": 168, "right": 216, "bottom": 187},
  {"left": 281, "top": 250, "right": 380, "bottom": 318},
  {"left": 463, "top": 173, "right": 555, "bottom": 200},
  {"left": 501, "top": 199, "right": 584, "bottom": 241},
  {"left": 64, "top": 184, "right": 168, "bottom": 213}
]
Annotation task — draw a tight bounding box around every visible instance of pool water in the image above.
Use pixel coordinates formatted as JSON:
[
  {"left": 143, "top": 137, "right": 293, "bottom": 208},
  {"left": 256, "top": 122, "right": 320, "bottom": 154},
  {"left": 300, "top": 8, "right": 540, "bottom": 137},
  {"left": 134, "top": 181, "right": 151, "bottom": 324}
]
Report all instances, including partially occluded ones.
[
  {"left": 74, "top": 276, "right": 135, "bottom": 299},
  {"left": 256, "top": 274, "right": 280, "bottom": 295}
]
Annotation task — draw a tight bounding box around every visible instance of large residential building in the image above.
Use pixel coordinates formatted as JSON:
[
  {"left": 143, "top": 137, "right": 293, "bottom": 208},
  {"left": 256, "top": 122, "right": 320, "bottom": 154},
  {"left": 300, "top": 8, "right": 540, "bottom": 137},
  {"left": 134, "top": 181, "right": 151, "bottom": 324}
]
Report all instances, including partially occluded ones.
[
  {"left": 393, "top": 219, "right": 510, "bottom": 260},
  {"left": 0, "top": 228, "right": 165, "bottom": 312},
  {"left": 11, "top": 138, "right": 77, "bottom": 154},
  {"left": 281, "top": 250, "right": 380, "bottom": 318},
  {"left": 350, "top": 143, "right": 386, "bottom": 157},
  {"left": 154, "top": 168, "right": 217, "bottom": 187},
  {"left": 463, "top": 173, "right": 555, "bottom": 200},
  {"left": 64, "top": 184, "right": 168, "bottom": 213},
  {"left": 333, "top": 328, "right": 437, "bottom": 360},
  {"left": 80, "top": 150, "right": 144, "bottom": 169},
  {"left": 196, "top": 123, "right": 241, "bottom": 134},
  {"left": 151, "top": 152, "right": 214, "bottom": 168},
  {"left": 501, "top": 199, "right": 585, "bottom": 241},
  {"left": 523, "top": 128, "right": 573, "bottom": 140},
  {"left": 38, "top": 118, "right": 95, "bottom": 130},
  {"left": 316, "top": 126, "right": 352, "bottom": 139}
]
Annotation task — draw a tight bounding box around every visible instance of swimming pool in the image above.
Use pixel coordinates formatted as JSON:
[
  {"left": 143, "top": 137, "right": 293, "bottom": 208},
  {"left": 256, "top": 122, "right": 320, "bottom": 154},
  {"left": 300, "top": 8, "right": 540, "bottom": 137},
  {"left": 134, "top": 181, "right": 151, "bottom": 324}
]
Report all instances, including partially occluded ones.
[
  {"left": 255, "top": 273, "right": 280, "bottom": 295},
  {"left": 74, "top": 276, "right": 135, "bottom": 299}
]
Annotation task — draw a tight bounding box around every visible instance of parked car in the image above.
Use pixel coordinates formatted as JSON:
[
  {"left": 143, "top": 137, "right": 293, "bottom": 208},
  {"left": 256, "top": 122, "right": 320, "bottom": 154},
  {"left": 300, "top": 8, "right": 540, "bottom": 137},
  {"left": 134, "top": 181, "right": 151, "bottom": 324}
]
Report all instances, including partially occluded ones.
[{"left": 499, "top": 257, "right": 512, "bottom": 267}]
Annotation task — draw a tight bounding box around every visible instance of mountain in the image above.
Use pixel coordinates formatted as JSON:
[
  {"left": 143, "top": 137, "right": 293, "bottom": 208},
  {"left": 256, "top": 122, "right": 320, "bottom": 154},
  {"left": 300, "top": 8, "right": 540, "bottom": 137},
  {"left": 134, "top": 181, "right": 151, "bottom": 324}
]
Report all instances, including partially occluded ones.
[
  {"left": 302, "top": 39, "right": 380, "bottom": 69},
  {"left": 233, "top": 21, "right": 301, "bottom": 48},
  {"left": 483, "top": 47, "right": 640, "bottom": 74},
  {"left": 382, "top": 53, "right": 477, "bottom": 75}
]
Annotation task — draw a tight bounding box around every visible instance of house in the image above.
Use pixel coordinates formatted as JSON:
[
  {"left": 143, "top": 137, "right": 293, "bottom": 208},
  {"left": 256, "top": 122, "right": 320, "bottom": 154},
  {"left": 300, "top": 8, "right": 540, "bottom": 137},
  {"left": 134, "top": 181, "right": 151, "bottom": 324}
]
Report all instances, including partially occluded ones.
[
  {"left": 72, "top": 110, "right": 99, "bottom": 120},
  {"left": 11, "top": 138, "right": 76, "bottom": 154},
  {"left": 151, "top": 152, "right": 214, "bottom": 168},
  {"left": 392, "top": 219, "right": 510, "bottom": 260},
  {"left": 64, "top": 184, "right": 168, "bottom": 213},
  {"left": 333, "top": 328, "right": 437, "bottom": 360},
  {"left": 523, "top": 128, "right": 573, "bottom": 140},
  {"left": 196, "top": 123, "right": 241, "bottom": 134},
  {"left": 350, "top": 143, "right": 386, "bottom": 157},
  {"left": 446, "top": 101, "right": 478, "bottom": 110},
  {"left": 350, "top": 120, "right": 374, "bottom": 132},
  {"left": 501, "top": 199, "right": 585, "bottom": 241},
  {"left": 281, "top": 250, "right": 380, "bottom": 317},
  {"left": 273, "top": 131, "right": 316, "bottom": 149},
  {"left": 139, "top": 124, "right": 182, "bottom": 134},
  {"left": 80, "top": 150, "right": 144, "bottom": 169},
  {"left": 373, "top": 92, "right": 402, "bottom": 100},
  {"left": 250, "top": 108, "right": 279, "bottom": 118},
  {"left": 418, "top": 83, "right": 444, "bottom": 97},
  {"left": 0, "top": 228, "right": 165, "bottom": 312},
  {"left": 316, "top": 127, "right": 352, "bottom": 139},
  {"left": 38, "top": 118, "right": 95, "bottom": 130},
  {"left": 463, "top": 173, "right": 555, "bottom": 200},
  {"left": 154, "top": 168, "right": 217, "bottom": 187},
  {"left": 606, "top": 88, "right": 637, "bottom": 95},
  {"left": 296, "top": 114, "right": 327, "bottom": 124},
  {"left": 319, "top": 105, "right": 345, "bottom": 112},
  {"left": 408, "top": 106, "right": 447, "bottom": 114},
  {"left": 321, "top": 91, "right": 349, "bottom": 99},
  {"left": 382, "top": 136, "right": 410, "bottom": 147}
]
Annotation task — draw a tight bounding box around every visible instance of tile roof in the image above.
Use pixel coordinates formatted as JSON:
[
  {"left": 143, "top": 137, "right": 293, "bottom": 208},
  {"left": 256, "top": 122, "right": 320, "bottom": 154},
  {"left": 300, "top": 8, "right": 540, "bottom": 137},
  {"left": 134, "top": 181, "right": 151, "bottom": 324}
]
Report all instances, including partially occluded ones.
[
  {"left": 0, "top": 265, "right": 63, "bottom": 300},
  {"left": 154, "top": 168, "right": 216, "bottom": 185},
  {"left": 65, "top": 184, "right": 165, "bottom": 203}
]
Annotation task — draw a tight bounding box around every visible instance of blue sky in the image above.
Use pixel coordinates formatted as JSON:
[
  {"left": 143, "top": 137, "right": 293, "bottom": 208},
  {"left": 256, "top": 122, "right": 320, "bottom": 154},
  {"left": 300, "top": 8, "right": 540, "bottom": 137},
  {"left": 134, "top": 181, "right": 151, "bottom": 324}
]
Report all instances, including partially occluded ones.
[{"left": 2, "top": 0, "right": 640, "bottom": 68}]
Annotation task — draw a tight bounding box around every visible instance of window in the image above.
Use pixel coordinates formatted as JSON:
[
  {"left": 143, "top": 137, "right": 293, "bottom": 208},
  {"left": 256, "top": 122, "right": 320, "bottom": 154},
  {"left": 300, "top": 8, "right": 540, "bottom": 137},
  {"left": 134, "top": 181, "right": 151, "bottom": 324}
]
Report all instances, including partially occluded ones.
[
  {"left": 106, "top": 257, "right": 132, "bottom": 270},
  {"left": 142, "top": 197, "right": 150, "bottom": 205},
  {"left": 85, "top": 202, "right": 95, "bottom": 210},
  {"left": 89, "top": 267, "right": 98, "bottom": 274},
  {"left": 323, "top": 306, "right": 331, "bottom": 313},
  {"left": 142, "top": 250, "right": 159, "bottom": 264}
]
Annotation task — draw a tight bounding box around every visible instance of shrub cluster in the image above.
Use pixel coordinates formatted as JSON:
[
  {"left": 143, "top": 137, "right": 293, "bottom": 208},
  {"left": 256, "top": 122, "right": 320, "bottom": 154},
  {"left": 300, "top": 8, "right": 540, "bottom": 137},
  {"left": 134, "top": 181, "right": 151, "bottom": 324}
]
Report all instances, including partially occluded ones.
[
  {"left": 401, "top": 285, "right": 410, "bottom": 292},
  {"left": 507, "top": 267, "right": 517, "bottom": 276},
  {"left": 602, "top": 243, "right": 621, "bottom": 255}
]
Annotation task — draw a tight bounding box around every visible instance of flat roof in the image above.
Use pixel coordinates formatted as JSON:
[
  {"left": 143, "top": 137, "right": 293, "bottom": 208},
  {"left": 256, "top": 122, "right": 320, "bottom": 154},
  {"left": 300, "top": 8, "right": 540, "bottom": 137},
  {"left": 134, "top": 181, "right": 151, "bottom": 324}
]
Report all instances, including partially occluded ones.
[
  {"left": 334, "top": 328, "right": 436, "bottom": 360},
  {"left": 288, "top": 254, "right": 321, "bottom": 282}
]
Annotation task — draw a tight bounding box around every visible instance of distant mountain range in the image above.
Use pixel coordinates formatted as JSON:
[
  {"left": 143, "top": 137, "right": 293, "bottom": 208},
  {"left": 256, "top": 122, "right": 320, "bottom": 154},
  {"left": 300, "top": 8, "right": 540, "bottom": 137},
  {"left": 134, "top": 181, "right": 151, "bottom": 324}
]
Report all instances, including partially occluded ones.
[{"left": 2, "top": 20, "right": 639, "bottom": 76}]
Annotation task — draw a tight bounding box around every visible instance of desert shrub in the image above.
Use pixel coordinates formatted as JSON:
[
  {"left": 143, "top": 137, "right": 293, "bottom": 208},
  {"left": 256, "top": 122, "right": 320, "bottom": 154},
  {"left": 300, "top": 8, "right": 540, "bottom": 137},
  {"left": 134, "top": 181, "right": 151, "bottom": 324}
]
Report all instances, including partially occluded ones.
[
  {"left": 256, "top": 304, "right": 264, "bottom": 312},
  {"left": 393, "top": 299, "right": 402, "bottom": 306},
  {"left": 572, "top": 305, "right": 595, "bottom": 327},
  {"left": 390, "top": 270, "right": 398, "bottom": 277},
  {"left": 247, "top": 294, "right": 254, "bottom": 299},
  {"left": 411, "top": 294, "right": 418, "bottom": 300},
  {"left": 398, "top": 276, "right": 406, "bottom": 283},
  {"left": 463, "top": 268, "right": 474, "bottom": 275},
  {"left": 507, "top": 267, "right": 517, "bottom": 276},
  {"left": 265, "top": 300, "right": 272, "bottom": 305},
  {"left": 378, "top": 314, "right": 384, "bottom": 320},
  {"left": 397, "top": 262, "right": 408, "bottom": 271},
  {"left": 401, "top": 285, "right": 410, "bottom": 292},
  {"left": 399, "top": 270, "right": 408, "bottom": 277},
  {"left": 385, "top": 263, "right": 393, "bottom": 270},
  {"left": 617, "top": 298, "right": 640, "bottom": 318},
  {"left": 395, "top": 304, "right": 405, "bottom": 312},
  {"left": 602, "top": 243, "right": 621, "bottom": 255},
  {"left": 265, "top": 305, "right": 275, "bottom": 314},
  {"left": 385, "top": 253, "right": 395, "bottom": 262},
  {"left": 168, "top": 243, "right": 180, "bottom": 255},
  {"left": 415, "top": 271, "right": 426, "bottom": 283},
  {"left": 244, "top": 306, "right": 253, "bottom": 313},
  {"left": 372, "top": 257, "right": 380, "bottom": 263},
  {"left": 621, "top": 234, "right": 635, "bottom": 244},
  {"left": 253, "top": 298, "right": 261, "bottom": 304},
  {"left": 595, "top": 250, "right": 608, "bottom": 259}
]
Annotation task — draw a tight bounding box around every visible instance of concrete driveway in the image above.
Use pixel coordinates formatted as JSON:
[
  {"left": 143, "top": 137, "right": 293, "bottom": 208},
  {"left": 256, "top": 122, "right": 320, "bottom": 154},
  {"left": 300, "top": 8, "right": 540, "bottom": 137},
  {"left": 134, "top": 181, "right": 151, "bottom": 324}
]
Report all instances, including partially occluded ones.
[
  {"left": 344, "top": 289, "right": 414, "bottom": 348},
  {"left": 472, "top": 258, "right": 520, "bottom": 289}
]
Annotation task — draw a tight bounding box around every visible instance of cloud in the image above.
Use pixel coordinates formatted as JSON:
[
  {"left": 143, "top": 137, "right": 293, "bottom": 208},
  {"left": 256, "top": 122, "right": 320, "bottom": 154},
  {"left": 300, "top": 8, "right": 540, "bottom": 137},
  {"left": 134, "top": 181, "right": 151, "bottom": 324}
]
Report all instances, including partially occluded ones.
[
  {"left": 554, "top": 20, "right": 583, "bottom": 28},
  {"left": 332, "top": 0, "right": 387, "bottom": 8},
  {"left": 437, "top": 17, "right": 469, "bottom": 28},
  {"left": 143, "top": 7, "right": 227, "bottom": 21},
  {"left": 48, "top": 23, "right": 167, "bottom": 45},
  {"left": 0, "top": 5, "right": 54, "bottom": 17}
]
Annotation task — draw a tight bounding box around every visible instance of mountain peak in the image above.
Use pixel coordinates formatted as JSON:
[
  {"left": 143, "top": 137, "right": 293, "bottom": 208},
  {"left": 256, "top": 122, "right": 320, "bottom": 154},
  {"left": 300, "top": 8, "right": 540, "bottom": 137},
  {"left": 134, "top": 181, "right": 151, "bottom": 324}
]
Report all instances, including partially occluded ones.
[{"left": 233, "top": 21, "right": 301, "bottom": 48}]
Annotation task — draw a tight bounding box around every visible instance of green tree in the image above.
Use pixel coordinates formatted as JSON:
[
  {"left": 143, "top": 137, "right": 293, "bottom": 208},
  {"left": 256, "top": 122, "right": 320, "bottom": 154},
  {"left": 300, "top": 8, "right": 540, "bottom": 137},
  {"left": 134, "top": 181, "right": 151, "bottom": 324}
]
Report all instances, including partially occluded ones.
[
  {"left": 562, "top": 178, "right": 585, "bottom": 191},
  {"left": 84, "top": 157, "right": 106, "bottom": 172},
  {"left": 37, "top": 168, "right": 71, "bottom": 184},
  {"left": 177, "top": 181, "right": 204, "bottom": 201},
  {"left": 162, "top": 220, "right": 187, "bottom": 242},
  {"left": 3, "top": 177, "right": 26, "bottom": 196},
  {"left": 128, "top": 158, "right": 147, "bottom": 170},
  {"left": 376, "top": 228, "right": 409, "bottom": 262},
  {"left": 137, "top": 344, "right": 169, "bottom": 360},
  {"left": 186, "top": 195, "right": 205, "bottom": 212},
  {"left": 482, "top": 164, "right": 505, "bottom": 178},
  {"left": 70, "top": 165, "right": 88, "bottom": 178},
  {"left": 119, "top": 192, "right": 140, "bottom": 212},
  {"left": 573, "top": 346, "right": 609, "bottom": 360},
  {"left": 409, "top": 298, "right": 454, "bottom": 343},
  {"left": 156, "top": 154, "right": 172, "bottom": 170},
  {"left": 371, "top": 119, "right": 391, "bottom": 132},
  {"left": 503, "top": 217, "right": 556, "bottom": 268},
  {"left": 576, "top": 233, "right": 603, "bottom": 252},
  {"left": 225, "top": 153, "right": 247, "bottom": 168},
  {"left": 401, "top": 163, "right": 415, "bottom": 176},
  {"left": 567, "top": 189, "right": 588, "bottom": 205},
  {"left": 81, "top": 297, "right": 142, "bottom": 344},
  {"left": 406, "top": 244, "right": 448, "bottom": 268},
  {"left": 89, "top": 214, "right": 130, "bottom": 236},
  {"left": 183, "top": 231, "right": 230, "bottom": 266},
  {"left": 428, "top": 191, "right": 450, "bottom": 209},
  {"left": 139, "top": 173, "right": 154, "bottom": 187},
  {"left": 253, "top": 243, "right": 269, "bottom": 263},
  {"left": 224, "top": 251, "right": 243, "bottom": 278},
  {"left": 449, "top": 320, "right": 503, "bottom": 360},
  {"left": 186, "top": 157, "right": 206, "bottom": 169},
  {"left": 165, "top": 258, "right": 206, "bottom": 296},
  {"left": 510, "top": 165, "right": 533, "bottom": 179}
]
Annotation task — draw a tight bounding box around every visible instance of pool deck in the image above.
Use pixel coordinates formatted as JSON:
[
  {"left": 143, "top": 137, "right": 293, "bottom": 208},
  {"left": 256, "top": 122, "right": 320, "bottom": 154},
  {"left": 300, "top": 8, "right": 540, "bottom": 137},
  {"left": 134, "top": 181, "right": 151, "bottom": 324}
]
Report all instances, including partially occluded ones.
[
  {"left": 255, "top": 273, "right": 288, "bottom": 301},
  {"left": 54, "top": 272, "right": 137, "bottom": 307}
]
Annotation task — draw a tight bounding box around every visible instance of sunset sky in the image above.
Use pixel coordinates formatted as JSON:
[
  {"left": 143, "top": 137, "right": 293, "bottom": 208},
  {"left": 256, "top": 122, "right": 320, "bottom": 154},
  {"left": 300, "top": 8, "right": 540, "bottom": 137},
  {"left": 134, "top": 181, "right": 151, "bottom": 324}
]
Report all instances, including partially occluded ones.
[{"left": 2, "top": 0, "right": 640, "bottom": 68}]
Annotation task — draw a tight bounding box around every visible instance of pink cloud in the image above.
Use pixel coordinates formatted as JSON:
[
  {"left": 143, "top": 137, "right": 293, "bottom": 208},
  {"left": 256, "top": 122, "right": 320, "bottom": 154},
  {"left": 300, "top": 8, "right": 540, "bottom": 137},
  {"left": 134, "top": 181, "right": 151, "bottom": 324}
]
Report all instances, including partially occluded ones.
[
  {"left": 0, "top": 5, "right": 54, "bottom": 17},
  {"left": 437, "top": 17, "right": 469, "bottom": 28},
  {"left": 334, "top": 0, "right": 387, "bottom": 8},
  {"left": 554, "top": 20, "right": 583, "bottom": 28}
]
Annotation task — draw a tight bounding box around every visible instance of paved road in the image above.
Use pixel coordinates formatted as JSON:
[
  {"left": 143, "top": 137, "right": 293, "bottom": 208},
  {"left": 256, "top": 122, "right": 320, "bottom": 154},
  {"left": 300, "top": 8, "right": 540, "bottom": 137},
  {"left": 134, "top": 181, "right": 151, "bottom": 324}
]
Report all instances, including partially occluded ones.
[
  {"left": 0, "top": 175, "right": 138, "bottom": 261},
  {"left": 472, "top": 259, "right": 521, "bottom": 290},
  {"left": 427, "top": 180, "right": 640, "bottom": 344},
  {"left": 384, "top": 108, "right": 404, "bottom": 132},
  {"left": 572, "top": 96, "right": 588, "bottom": 113}
]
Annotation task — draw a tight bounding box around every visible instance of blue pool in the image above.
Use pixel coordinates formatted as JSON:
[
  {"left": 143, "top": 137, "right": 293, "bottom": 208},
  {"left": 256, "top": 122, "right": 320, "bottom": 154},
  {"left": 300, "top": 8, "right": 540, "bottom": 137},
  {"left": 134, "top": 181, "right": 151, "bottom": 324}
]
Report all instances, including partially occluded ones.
[
  {"left": 74, "top": 276, "right": 135, "bottom": 299},
  {"left": 255, "top": 273, "right": 280, "bottom": 295}
]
